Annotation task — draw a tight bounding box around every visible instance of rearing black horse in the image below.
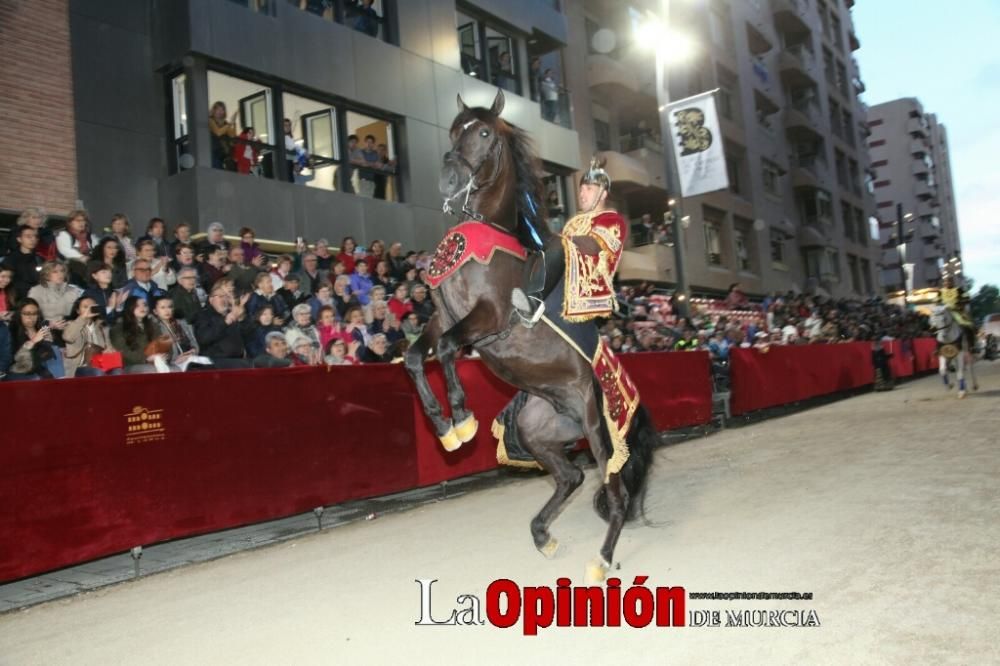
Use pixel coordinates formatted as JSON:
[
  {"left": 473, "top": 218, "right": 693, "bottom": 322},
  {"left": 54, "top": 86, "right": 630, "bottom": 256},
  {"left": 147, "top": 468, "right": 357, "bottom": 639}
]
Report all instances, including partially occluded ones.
[{"left": 404, "top": 91, "right": 656, "bottom": 582}]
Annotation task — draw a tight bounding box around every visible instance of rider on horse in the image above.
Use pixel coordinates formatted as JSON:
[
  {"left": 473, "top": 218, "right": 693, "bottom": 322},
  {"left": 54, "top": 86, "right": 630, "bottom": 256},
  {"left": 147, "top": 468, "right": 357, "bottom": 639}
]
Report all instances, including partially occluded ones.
[
  {"left": 512, "top": 156, "right": 626, "bottom": 326},
  {"left": 939, "top": 275, "right": 976, "bottom": 347}
]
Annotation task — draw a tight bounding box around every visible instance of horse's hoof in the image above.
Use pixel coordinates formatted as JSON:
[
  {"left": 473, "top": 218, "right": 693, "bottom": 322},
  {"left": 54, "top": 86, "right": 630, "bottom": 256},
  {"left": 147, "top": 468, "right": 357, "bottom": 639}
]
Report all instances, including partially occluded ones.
[
  {"left": 584, "top": 556, "right": 610, "bottom": 584},
  {"left": 439, "top": 426, "right": 462, "bottom": 452},
  {"left": 454, "top": 414, "right": 479, "bottom": 443},
  {"left": 538, "top": 538, "right": 559, "bottom": 560}
]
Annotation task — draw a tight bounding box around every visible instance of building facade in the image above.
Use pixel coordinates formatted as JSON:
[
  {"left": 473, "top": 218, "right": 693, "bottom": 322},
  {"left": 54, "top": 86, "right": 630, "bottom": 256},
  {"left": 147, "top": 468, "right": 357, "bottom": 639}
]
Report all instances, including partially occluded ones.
[{"left": 867, "top": 98, "right": 961, "bottom": 292}]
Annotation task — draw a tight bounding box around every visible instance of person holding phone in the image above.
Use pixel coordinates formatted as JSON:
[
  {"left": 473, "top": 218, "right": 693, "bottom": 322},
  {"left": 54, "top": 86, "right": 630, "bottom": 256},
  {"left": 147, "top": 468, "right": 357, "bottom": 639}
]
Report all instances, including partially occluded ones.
[
  {"left": 8, "top": 298, "right": 64, "bottom": 379},
  {"left": 63, "top": 296, "right": 113, "bottom": 377},
  {"left": 27, "top": 262, "right": 80, "bottom": 343}
]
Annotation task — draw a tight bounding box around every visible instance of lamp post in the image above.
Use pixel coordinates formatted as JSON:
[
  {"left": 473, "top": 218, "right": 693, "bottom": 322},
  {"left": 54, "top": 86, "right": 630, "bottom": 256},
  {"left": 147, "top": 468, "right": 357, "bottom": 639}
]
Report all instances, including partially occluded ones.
[{"left": 644, "top": 1, "right": 694, "bottom": 319}]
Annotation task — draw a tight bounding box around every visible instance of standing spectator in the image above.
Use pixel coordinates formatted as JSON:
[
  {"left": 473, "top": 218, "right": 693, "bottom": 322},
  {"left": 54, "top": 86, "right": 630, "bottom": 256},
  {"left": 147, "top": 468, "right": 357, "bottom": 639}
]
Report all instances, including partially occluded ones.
[
  {"left": 1, "top": 226, "right": 44, "bottom": 300},
  {"left": 110, "top": 296, "right": 156, "bottom": 373},
  {"left": 168, "top": 267, "right": 206, "bottom": 322},
  {"left": 725, "top": 282, "right": 750, "bottom": 310},
  {"left": 0, "top": 266, "right": 15, "bottom": 323},
  {"left": 247, "top": 271, "right": 289, "bottom": 323},
  {"left": 131, "top": 239, "right": 176, "bottom": 291},
  {"left": 62, "top": 296, "right": 114, "bottom": 377},
  {"left": 244, "top": 306, "right": 284, "bottom": 360},
  {"left": 540, "top": 68, "right": 560, "bottom": 123},
  {"left": 80, "top": 262, "right": 122, "bottom": 324},
  {"left": 137, "top": 218, "right": 169, "bottom": 258},
  {"left": 122, "top": 258, "right": 168, "bottom": 305},
  {"left": 356, "top": 135, "right": 381, "bottom": 197},
  {"left": 352, "top": 0, "right": 380, "bottom": 37},
  {"left": 169, "top": 223, "right": 193, "bottom": 259},
  {"left": 107, "top": 213, "right": 137, "bottom": 262},
  {"left": 194, "top": 289, "right": 250, "bottom": 368},
  {"left": 226, "top": 245, "right": 262, "bottom": 295},
  {"left": 270, "top": 254, "right": 295, "bottom": 290},
  {"left": 90, "top": 237, "right": 128, "bottom": 288},
  {"left": 209, "top": 101, "right": 238, "bottom": 170},
  {"left": 252, "top": 331, "right": 293, "bottom": 369},
  {"left": 410, "top": 284, "right": 435, "bottom": 324},
  {"left": 27, "top": 262, "right": 80, "bottom": 335},
  {"left": 276, "top": 273, "right": 310, "bottom": 311},
  {"left": 349, "top": 259, "right": 374, "bottom": 305},
  {"left": 283, "top": 118, "right": 298, "bottom": 183},
  {"left": 56, "top": 209, "right": 99, "bottom": 286},
  {"left": 313, "top": 238, "right": 335, "bottom": 271},
  {"left": 5, "top": 207, "right": 57, "bottom": 260},
  {"left": 336, "top": 236, "right": 358, "bottom": 274},
  {"left": 8, "top": 298, "right": 64, "bottom": 379},
  {"left": 492, "top": 51, "right": 516, "bottom": 92},
  {"left": 238, "top": 227, "right": 266, "bottom": 267},
  {"left": 528, "top": 56, "right": 542, "bottom": 102},
  {"left": 298, "top": 252, "right": 327, "bottom": 296},
  {"left": 343, "top": 134, "right": 360, "bottom": 194},
  {"left": 372, "top": 145, "right": 396, "bottom": 200},
  {"left": 232, "top": 127, "right": 259, "bottom": 174}
]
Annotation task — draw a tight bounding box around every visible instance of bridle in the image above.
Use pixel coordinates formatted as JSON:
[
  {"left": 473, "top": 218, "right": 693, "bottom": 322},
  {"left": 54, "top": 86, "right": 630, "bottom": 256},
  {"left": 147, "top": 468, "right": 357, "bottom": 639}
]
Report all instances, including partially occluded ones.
[{"left": 442, "top": 118, "right": 504, "bottom": 222}]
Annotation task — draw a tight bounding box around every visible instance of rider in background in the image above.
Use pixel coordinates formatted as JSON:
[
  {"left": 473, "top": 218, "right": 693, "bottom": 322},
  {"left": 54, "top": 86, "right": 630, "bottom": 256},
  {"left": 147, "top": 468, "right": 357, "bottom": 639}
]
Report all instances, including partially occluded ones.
[
  {"left": 512, "top": 156, "right": 626, "bottom": 327},
  {"left": 939, "top": 275, "right": 976, "bottom": 348}
]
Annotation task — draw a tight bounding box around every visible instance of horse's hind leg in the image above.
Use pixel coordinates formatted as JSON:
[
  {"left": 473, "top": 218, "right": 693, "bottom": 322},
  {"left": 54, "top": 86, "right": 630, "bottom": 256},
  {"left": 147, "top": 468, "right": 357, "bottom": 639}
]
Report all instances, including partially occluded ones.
[
  {"left": 939, "top": 355, "right": 951, "bottom": 389},
  {"left": 517, "top": 395, "right": 585, "bottom": 559},
  {"left": 957, "top": 348, "right": 967, "bottom": 398},
  {"left": 404, "top": 314, "right": 457, "bottom": 449}
]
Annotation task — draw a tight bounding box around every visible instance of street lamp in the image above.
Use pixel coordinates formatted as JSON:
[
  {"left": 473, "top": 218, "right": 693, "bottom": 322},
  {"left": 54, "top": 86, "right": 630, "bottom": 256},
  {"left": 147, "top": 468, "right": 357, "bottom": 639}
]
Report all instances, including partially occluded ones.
[{"left": 641, "top": 2, "right": 697, "bottom": 319}]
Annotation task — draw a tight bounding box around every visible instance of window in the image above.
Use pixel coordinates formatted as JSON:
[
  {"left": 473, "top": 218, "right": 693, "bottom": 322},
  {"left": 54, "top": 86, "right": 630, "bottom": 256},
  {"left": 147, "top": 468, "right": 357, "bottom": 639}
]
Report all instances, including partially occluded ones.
[
  {"left": 835, "top": 150, "right": 847, "bottom": 188},
  {"left": 716, "top": 65, "right": 739, "bottom": 123},
  {"left": 860, "top": 258, "right": 873, "bottom": 293},
  {"left": 708, "top": 6, "right": 734, "bottom": 52},
  {"left": 855, "top": 207, "right": 868, "bottom": 245},
  {"left": 836, "top": 61, "right": 849, "bottom": 98},
  {"left": 770, "top": 230, "right": 786, "bottom": 265},
  {"left": 292, "top": 0, "right": 393, "bottom": 43},
  {"left": 848, "top": 254, "right": 861, "bottom": 292},
  {"left": 346, "top": 110, "right": 399, "bottom": 201},
  {"left": 169, "top": 73, "right": 191, "bottom": 173},
  {"left": 762, "top": 159, "right": 781, "bottom": 196},
  {"left": 703, "top": 206, "right": 726, "bottom": 266},
  {"left": 803, "top": 248, "right": 822, "bottom": 279},
  {"left": 825, "top": 248, "right": 841, "bottom": 281},
  {"left": 823, "top": 47, "right": 835, "bottom": 84},
  {"left": 530, "top": 46, "right": 572, "bottom": 128},
  {"left": 802, "top": 189, "right": 833, "bottom": 225},
  {"left": 282, "top": 93, "right": 340, "bottom": 191},
  {"left": 207, "top": 70, "right": 276, "bottom": 178},
  {"left": 842, "top": 200, "right": 854, "bottom": 240},
  {"left": 831, "top": 15, "right": 843, "bottom": 51},
  {"left": 542, "top": 170, "right": 570, "bottom": 233},
  {"left": 829, "top": 98, "right": 841, "bottom": 137},
  {"left": 456, "top": 10, "right": 521, "bottom": 95},
  {"left": 734, "top": 218, "right": 754, "bottom": 272},
  {"left": 848, "top": 159, "right": 861, "bottom": 195},
  {"left": 229, "top": 0, "right": 272, "bottom": 15},
  {"left": 726, "top": 151, "right": 742, "bottom": 196},
  {"left": 842, "top": 110, "right": 854, "bottom": 147},
  {"left": 593, "top": 118, "right": 611, "bottom": 151}
]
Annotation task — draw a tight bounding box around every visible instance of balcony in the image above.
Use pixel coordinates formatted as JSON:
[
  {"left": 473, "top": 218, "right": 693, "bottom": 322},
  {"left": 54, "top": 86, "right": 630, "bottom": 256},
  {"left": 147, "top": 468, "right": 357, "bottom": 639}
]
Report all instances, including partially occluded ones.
[
  {"left": 791, "top": 153, "right": 824, "bottom": 189},
  {"left": 778, "top": 44, "right": 818, "bottom": 87},
  {"left": 915, "top": 200, "right": 938, "bottom": 218},
  {"left": 910, "top": 139, "right": 928, "bottom": 157},
  {"left": 784, "top": 100, "right": 823, "bottom": 140},
  {"left": 920, "top": 219, "right": 941, "bottom": 239},
  {"left": 746, "top": 20, "right": 774, "bottom": 55},
  {"left": 912, "top": 158, "right": 929, "bottom": 177},
  {"left": 599, "top": 148, "right": 665, "bottom": 191},
  {"left": 771, "top": 0, "right": 810, "bottom": 35},
  {"left": 848, "top": 30, "right": 861, "bottom": 51},
  {"left": 907, "top": 116, "right": 928, "bottom": 137},
  {"left": 915, "top": 180, "right": 935, "bottom": 199},
  {"left": 586, "top": 53, "right": 640, "bottom": 99}
]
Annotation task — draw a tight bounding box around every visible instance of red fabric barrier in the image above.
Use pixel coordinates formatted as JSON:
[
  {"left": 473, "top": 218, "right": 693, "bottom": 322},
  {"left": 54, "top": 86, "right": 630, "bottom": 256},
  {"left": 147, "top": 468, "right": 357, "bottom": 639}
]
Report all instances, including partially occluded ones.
[
  {"left": 913, "top": 337, "right": 938, "bottom": 373},
  {"left": 0, "top": 353, "right": 712, "bottom": 582},
  {"left": 730, "top": 343, "right": 874, "bottom": 416},
  {"left": 888, "top": 340, "right": 915, "bottom": 378}
]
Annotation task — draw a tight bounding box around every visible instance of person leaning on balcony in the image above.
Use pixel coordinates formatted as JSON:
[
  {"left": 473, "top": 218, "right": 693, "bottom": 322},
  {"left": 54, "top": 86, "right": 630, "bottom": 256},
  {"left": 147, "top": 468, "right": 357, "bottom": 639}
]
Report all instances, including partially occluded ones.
[{"left": 209, "top": 101, "right": 238, "bottom": 170}]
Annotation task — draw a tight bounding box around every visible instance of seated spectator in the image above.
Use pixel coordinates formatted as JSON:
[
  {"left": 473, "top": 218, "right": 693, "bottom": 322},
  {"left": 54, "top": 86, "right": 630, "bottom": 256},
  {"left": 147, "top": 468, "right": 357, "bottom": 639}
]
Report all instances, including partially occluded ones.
[
  {"left": 63, "top": 296, "right": 114, "bottom": 377},
  {"left": 148, "top": 295, "right": 202, "bottom": 370},
  {"left": 387, "top": 242, "right": 408, "bottom": 281},
  {"left": 270, "top": 254, "right": 295, "bottom": 290},
  {"left": 2, "top": 225, "right": 44, "bottom": 300},
  {"left": 336, "top": 236, "right": 358, "bottom": 274},
  {"left": 247, "top": 271, "right": 289, "bottom": 324},
  {"left": 195, "top": 221, "right": 231, "bottom": 257},
  {"left": 226, "top": 245, "right": 262, "bottom": 295},
  {"left": 168, "top": 267, "right": 205, "bottom": 322},
  {"left": 410, "top": 284, "right": 435, "bottom": 324},
  {"left": 170, "top": 242, "right": 199, "bottom": 276},
  {"left": 309, "top": 283, "right": 336, "bottom": 322},
  {"left": 366, "top": 299, "right": 390, "bottom": 335},
  {"left": 27, "top": 262, "right": 80, "bottom": 338},
  {"left": 290, "top": 335, "right": 322, "bottom": 366},
  {"left": 387, "top": 283, "right": 412, "bottom": 322},
  {"left": 332, "top": 275, "right": 358, "bottom": 319},
  {"left": 193, "top": 289, "right": 250, "bottom": 368},
  {"left": 252, "top": 331, "right": 293, "bottom": 369},
  {"left": 8, "top": 298, "right": 65, "bottom": 379},
  {"left": 0, "top": 317, "right": 10, "bottom": 379},
  {"left": 402, "top": 311, "right": 423, "bottom": 345},
  {"left": 90, "top": 237, "right": 129, "bottom": 288},
  {"left": 169, "top": 222, "right": 192, "bottom": 259},
  {"left": 5, "top": 207, "right": 57, "bottom": 260},
  {"left": 298, "top": 252, "right": 327, "bottom": 296},
  {"left": 123, "top": 258, "right": 168, "bottom": 305},
  {"left": 277, "top": 273, "right": 310, "bottom": 311},
  {"left": 0, "top": 266, "right": 16, "bottom": 323},
  {"left": 137, "top": 217, "right": 169, "bottom": 258},
  {"left": 283, "top": 303, "right": 321, "bottom": 354},
  {"left": 359, "top": 332, "right": 393, "bottom": 363},
  {"left": 343, "top": 304, "right": 370, "bottom": 347},
  {"left": 55, "top": 209, "right": 99, "bottom": 285},
  {"left": 110, "top": 296, "right": 156, "bottom": 373},
  {"left": 383, "top": 311, "right": 405, "bottom": 348},
  {"left": 238, "top": 227, "right": 266, "bottom": 267},
  {"left": 313, "top": 238, "right": 335, "bottom": 271},
  {"left": 316, "top": 305, "right": 349, "bottom": 350},
  {"left": 372, "top": 259, "right": 394, "bottom": 291},
  {"left": 80, "top": 261, "right": 122, "bottom": 324},
  {"left": 131, "top": 239, "right": 176, "bottom": 291},
  {"left": 107, "top": 213, "right": 137, "bottom": 262},
  {"left": 324, "top": 337, "right": 359, "bottom": 366},
  {"left": 198, "top": 246, "right": 229, "bottom": 292},
  {"left": 244, "top": 298, "right": 283, "bottom": 355},
  {"left": 368, "top": 285, "right": 387, "bottom": 309}
]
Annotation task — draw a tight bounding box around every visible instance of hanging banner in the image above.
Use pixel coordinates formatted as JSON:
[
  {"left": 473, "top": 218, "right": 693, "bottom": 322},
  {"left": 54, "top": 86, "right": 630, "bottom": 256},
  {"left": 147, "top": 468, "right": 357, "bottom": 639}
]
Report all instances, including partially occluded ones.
[{"left": 665, "top": 90, "right": 729, "bottom": 197}]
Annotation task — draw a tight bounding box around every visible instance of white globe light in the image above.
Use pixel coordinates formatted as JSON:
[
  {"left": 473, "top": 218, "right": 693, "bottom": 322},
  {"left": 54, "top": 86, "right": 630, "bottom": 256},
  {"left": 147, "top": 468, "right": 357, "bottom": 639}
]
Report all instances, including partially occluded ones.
[{"left": 591, "top": 29, "right": 617, "bottom": 54}]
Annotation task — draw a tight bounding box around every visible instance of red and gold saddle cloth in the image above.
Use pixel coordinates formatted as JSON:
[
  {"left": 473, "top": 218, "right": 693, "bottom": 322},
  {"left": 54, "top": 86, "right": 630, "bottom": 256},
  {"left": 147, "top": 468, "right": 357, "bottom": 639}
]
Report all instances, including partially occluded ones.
[{"left": 425, "top": 221, "right": 527, "bottom": 290}]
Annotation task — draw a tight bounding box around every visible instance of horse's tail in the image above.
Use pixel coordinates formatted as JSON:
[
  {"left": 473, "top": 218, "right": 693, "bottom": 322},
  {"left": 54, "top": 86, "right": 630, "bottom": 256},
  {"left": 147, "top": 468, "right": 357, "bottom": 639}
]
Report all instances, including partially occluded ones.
[{"left": 593, "top": 394, "right": 657, "bottom": 523}]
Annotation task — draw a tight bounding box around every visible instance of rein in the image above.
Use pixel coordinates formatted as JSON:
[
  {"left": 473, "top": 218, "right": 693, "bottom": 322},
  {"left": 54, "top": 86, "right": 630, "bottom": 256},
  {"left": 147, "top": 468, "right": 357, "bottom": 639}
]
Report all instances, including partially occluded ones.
[{"left": 442, "top": 120, "right": 504, "bottom": 222}]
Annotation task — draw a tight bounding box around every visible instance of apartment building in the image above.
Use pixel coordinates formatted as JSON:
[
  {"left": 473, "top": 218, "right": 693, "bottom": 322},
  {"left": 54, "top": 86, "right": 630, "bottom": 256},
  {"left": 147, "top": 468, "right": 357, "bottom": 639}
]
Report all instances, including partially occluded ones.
[
  {"left": 564, "top": 0, "right": 880, "bottom": 298},
  {"left": 867, "top": 98, "right": 961, "bottom": 292}
]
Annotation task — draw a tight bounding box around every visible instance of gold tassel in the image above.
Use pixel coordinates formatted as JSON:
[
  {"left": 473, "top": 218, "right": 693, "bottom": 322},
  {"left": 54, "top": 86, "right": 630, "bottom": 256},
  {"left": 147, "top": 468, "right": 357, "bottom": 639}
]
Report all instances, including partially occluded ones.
[{"left": 494, "top": 418, "right": 543, "bottom": 470}]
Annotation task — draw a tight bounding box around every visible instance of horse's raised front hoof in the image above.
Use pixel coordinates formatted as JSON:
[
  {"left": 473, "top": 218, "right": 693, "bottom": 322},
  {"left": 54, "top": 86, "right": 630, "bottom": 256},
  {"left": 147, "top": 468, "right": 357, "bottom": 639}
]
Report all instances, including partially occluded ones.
[
  {"left": 584, "top": 556, "right": 610, "bottom": 585},
  {"left": 454, "top": 413, "right": 479, "bottom": 443},
  {"left": 538, "top": 537, "right": 560, "bottom": 560},
  {"left": 439, "top": 425, "right": 463, "bottom": 452}
]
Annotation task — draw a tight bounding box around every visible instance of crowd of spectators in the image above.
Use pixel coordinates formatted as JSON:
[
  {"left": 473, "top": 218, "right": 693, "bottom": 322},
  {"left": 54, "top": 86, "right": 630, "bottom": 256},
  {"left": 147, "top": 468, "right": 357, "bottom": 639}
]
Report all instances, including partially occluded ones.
[{"left": 0, "top": 209, "right": 437, "bottom": 380}]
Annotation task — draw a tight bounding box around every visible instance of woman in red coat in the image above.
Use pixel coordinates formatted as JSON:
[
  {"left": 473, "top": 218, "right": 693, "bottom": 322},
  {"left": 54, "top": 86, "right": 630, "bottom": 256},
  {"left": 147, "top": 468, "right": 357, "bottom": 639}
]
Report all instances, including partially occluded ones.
[
  {"left": 232, "top": 127, "right": 259, "bottom": 174},
  {"left": 336, "top": 236, "right": 358, "bottom": 274}
]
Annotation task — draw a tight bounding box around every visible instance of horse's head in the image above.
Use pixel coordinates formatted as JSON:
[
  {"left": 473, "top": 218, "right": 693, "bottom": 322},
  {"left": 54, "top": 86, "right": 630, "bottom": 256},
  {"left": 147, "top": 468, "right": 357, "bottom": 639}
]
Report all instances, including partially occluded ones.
[{"left": 440, "top": 90, "right": 510, "bottom": 217}]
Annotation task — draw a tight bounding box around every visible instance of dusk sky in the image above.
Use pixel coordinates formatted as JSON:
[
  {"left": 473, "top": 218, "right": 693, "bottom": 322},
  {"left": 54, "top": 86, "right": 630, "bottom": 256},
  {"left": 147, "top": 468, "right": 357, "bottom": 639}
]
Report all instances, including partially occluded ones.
[{"left": 853, "top": 0, "right": 1000, "bottom": 290}]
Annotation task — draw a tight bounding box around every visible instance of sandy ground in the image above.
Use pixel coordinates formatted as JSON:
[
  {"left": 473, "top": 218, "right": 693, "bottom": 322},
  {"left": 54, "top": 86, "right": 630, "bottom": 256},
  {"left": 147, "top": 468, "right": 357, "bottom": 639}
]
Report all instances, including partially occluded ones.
[{"left": 1, "top": 362, "right": 998, "bottom": 666}]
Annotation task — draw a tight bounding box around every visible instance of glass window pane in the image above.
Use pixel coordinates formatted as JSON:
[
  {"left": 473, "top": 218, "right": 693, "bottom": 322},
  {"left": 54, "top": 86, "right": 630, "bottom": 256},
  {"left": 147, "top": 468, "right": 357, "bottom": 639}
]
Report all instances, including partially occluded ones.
[
  {"left": 207, "top": 70, "right": 275, "bottom": 177},
  {"left": 346, "top": 111, "right": 398, "bottom": 201},
  {"left": 172, "top": 73, "right": 188, "bottom": 139}
]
